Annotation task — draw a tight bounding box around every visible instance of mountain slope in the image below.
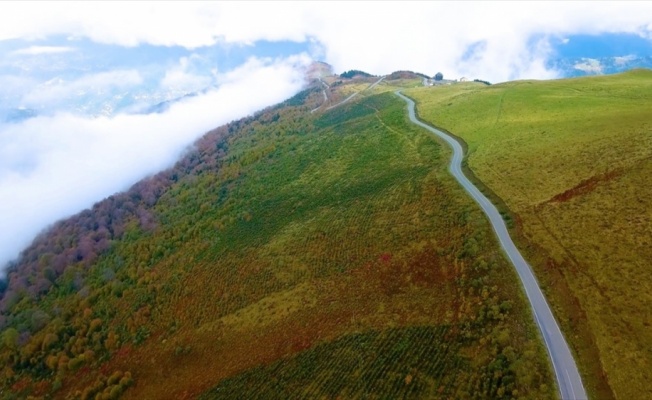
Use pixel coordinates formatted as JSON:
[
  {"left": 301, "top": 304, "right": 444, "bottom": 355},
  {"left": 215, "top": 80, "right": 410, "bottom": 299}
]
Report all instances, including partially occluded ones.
[
  {"left": 0, "top": 78, "right": 553, "bottom": 399},
  {"left": 406, "top": 69, "right": 652, "bottom": 400}
]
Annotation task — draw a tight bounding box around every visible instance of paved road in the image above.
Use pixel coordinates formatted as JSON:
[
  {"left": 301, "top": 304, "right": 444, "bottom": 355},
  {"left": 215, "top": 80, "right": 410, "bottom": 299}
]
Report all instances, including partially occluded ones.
[
  {"left": 326, "top": 76, "right": 385, "bottom": 110},
  {"left": 310, "top": 80, "right": 330, "bottom": 113},
  {"left": 366, "top": 75, "right": 385, "bottom": 91},
  {"left": 396, "top": 91, "right": 587, "bottom": 400}
]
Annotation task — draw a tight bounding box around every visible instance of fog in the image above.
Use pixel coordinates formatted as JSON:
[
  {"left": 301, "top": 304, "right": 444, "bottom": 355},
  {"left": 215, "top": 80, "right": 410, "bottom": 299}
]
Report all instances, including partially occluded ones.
[{"left": 0, "top": 56, "right": 309, "bottom": 267}]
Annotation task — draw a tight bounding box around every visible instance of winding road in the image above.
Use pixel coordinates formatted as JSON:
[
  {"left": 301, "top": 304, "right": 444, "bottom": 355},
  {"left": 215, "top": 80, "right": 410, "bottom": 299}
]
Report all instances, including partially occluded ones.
[
  {"left": 396, "top": 91, "right": 587, "bottom": 400},
  {"left": 310, "top": 79, "right": 330, "bottom": 113}
]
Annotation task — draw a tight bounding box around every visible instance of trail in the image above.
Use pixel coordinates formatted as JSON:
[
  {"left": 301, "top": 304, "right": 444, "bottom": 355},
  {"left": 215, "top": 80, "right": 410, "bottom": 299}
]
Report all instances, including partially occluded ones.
[{"left": 396, "top": 91, "right": 587, "bottom": 400}]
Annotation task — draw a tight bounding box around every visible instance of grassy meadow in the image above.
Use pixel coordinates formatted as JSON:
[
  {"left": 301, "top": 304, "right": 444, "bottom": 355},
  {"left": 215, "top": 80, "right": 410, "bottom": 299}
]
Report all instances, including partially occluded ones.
[
  {"left": 406, "top": 69, "right": 652, "bottom": 399},
  {"left": 0, "top": 79, "right": 553, "bottom": 399}
]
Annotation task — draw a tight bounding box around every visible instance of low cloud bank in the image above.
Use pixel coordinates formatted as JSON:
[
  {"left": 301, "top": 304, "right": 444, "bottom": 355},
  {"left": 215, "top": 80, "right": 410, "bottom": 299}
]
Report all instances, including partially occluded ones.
[{"left": 0, "top": 55, "right": 310, "bottom": 269}]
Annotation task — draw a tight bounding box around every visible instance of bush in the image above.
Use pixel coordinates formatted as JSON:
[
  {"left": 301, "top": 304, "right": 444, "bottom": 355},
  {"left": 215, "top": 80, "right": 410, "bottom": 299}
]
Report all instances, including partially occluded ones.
[{"left": 340, "top": 70, "right": 374, "bottom": 79}]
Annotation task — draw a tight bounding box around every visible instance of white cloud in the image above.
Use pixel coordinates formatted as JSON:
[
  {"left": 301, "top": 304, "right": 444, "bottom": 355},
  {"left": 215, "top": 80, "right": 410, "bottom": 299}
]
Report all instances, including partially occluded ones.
[
  {"left": 614, "top": 55, "right": 637, "bottom": 65},
  {"left": 161, "top": 55, "right": 214, "bottom": 92},
  {"left": 573, "top": 58, "right": 603, "bottom": 74},
  {"left": 0, "top": 75, "right": 38, "bottom": 97},
  {"left": 0, "top": 55, "right": 308, "bottom": 267},
  {"left": 10, "top": 45, "right": 75, "bottom": 56},
  {"left": 2, "top": 2, "right": 652, "bottom": 81}
]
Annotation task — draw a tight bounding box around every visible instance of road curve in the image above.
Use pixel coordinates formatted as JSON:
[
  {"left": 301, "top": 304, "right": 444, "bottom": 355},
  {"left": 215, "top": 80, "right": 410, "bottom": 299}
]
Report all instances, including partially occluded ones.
[
  {"left": 396, "top": 91, "right": 587, "bottom": 400},
  {"left": 310, "top": 80, "right": 330, "bottom": 113}
]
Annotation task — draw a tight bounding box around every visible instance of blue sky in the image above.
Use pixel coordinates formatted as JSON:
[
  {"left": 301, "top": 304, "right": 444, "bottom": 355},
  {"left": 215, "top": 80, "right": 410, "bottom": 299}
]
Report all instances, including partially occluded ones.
[
  {"left": 553, "top": 33, "right": 652, "bottom": 59},
  {"left": 0, "top": 1, "right": 651, "bottom": 269}
]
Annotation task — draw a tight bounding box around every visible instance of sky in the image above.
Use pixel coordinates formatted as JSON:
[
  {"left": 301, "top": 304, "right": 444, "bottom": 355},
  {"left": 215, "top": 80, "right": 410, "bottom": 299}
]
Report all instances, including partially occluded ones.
[{"left": 1, "top": 1, "right": 652, "bottom": 269}]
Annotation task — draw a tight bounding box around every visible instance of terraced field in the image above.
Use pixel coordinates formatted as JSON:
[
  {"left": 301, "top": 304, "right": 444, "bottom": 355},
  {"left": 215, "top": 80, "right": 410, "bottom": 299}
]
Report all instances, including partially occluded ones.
[{"left": 406, "top": 69, "right": 652, "bottom": 399}]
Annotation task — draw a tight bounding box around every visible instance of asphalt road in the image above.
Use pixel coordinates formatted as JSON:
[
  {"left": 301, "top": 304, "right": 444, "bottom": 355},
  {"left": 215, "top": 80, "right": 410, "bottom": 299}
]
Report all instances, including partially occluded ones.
[
  {"left": 310, "top": 79, "right": 330, "bottom": 113},
  {"left": 396, "top": 91, "right": 587, "bottom": 400},
  {"left": 326, "top": 76, "right": 385, "bottom": 110}
]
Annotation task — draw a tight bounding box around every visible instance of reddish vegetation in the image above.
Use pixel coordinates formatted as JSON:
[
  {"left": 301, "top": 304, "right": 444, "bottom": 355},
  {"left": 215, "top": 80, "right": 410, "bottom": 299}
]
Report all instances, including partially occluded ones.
[
  {"left": 11, "top": 378, "right": 31, "bottom": 392},
  {"left": 88, "top": 244, "right": 463, "bottom": 399},
  {"left": 546, "top": 169, "right": 622, "bottom": 204},
  {"left": 0, "top": 124, "right": 232, "bottom": 313}
]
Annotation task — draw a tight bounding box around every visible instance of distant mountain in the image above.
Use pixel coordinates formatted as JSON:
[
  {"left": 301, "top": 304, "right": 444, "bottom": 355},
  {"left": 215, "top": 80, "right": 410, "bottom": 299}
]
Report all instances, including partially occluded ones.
[
  {"left": 0, "top": 36, "right": 313, "bottom": 123},
  {"left": 0, "top": 61, "right": 333, "bottom": 122},
  {"left": 0, "top": 80, "right": 205, "bottom": 122}
]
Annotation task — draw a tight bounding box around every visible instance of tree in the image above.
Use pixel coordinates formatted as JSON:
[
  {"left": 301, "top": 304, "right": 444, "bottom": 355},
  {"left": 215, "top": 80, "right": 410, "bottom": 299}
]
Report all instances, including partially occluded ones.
[
  {"left": 3, "top": 327, "right": 18, "bottom": 349},
  {"left": 340, "top": 70, "right": 373, "bottom": 79},
  {"left": 434, "top": 72, "right": 444, "bottom": 81}
]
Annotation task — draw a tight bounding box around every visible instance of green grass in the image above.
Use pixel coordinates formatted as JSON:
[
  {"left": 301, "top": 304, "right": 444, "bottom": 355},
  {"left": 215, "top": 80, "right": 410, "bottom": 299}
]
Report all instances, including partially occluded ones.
[
  {"left": 406, "top": 69, "right": 652, "bottom": 400},
  {"left": 201, "top": 326, "right": 465, "bottom": 400},
  {"left": 202, "top": 322, "right": 551, "bottom": 400}
]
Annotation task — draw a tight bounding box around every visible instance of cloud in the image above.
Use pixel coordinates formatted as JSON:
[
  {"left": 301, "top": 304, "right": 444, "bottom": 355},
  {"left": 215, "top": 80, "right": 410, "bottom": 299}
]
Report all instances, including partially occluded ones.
[
  {"left": 573, "top": 58, "right": 603, "bottom": 74},
  {"left": 10, "top": 45, "right": 75, "bottom": 56},
  {"left": 0, "top": 75, "right": 38, "bottom": 96},
  {"left": 0, "top": 55, "right": 309, "bottom": 268},
  {"left": 20, "top": 70, "right": 144, "bottom": 109},
  {"left": 2, "top": 2, "right": 652, "bottom": 82},
  {"left": 613, "top": 54, "right": 637, "bottom": 65},
  {"left": 160, "top": 55, "right": 215, "bottom": 92}
]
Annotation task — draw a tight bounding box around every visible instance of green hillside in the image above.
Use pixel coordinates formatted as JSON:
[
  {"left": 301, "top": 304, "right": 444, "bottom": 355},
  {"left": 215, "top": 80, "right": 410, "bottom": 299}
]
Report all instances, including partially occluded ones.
[
  {"left": 0, "top": 79, "right": 553, "bottom": 399},
  {"left": 406, "top": 69, "right": 652, "bottom": 400}
]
